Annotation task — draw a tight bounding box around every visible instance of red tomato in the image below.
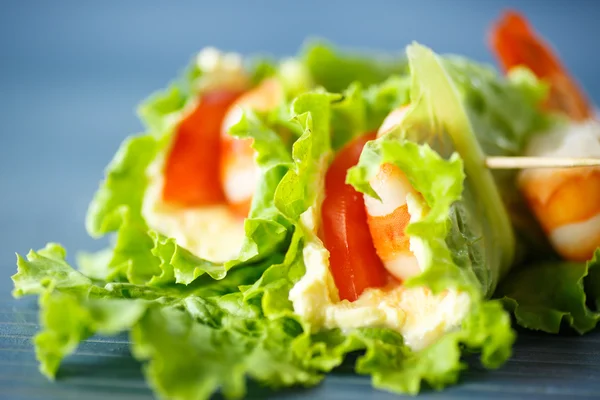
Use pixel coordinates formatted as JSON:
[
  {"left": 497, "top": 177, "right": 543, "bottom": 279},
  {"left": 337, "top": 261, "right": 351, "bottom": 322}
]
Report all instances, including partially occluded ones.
[
  {"left": 162, "top": 90, "right": 243, "bottom": 206},
  {"left": 320, "top": 132, "right": 389, "bottom": 302}
]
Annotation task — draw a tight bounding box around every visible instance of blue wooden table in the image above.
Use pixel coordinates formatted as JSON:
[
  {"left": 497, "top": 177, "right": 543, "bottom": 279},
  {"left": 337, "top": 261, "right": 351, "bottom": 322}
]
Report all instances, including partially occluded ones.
[{"left": 1, "top": 1, "right": 599, "bottom": 399}]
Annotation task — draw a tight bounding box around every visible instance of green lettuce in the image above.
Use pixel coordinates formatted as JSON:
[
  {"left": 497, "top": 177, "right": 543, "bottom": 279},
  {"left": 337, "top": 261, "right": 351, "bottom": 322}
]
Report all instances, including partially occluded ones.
[
  {"left": 302, "top": 41, "right": 408, "bottom": 93},
  {"left": 395, "top": 43, "right": 517, "bottom": 290},
  {"left": 86, "top": 135, "right": 159, "bottom": 237},
  {"left": 497, "top": 248, "right": 600, "bottom": 334},
  {"left": 273, "top": 92, "right": 335, "bottom": 220},
  {"left": 12, "top": 243, "right": 323, "bottom": 398},
  {"left": 440, "top": 49, "right": 600, "bottom": 335},
  {"left": 444, "top": 61, "right": 551, "bottom": 157},
  {"left": 443, "top": 60, "right": 555, "bottom": 259},
  {"left": 353, "top": 301, "right": 512, "bottom": 393},
  {"left": 328, "top": 76, "right": 412, "bottom": 151}
]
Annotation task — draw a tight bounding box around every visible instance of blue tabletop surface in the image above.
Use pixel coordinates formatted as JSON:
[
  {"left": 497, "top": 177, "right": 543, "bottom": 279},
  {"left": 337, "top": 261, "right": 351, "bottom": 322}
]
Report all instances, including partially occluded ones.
[{"left": 1, "top": 1, "right": 600, "bottom": 399}]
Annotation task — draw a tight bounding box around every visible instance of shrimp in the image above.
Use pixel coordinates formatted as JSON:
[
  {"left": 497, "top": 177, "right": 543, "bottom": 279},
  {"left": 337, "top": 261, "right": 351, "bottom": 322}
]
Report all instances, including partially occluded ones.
[
  {"left": 363, "top": 106, "right": 424, "bottom": 281},
  {"left": 490, "top": 10, "right": 600, "bottom": 261},
  {"left": 489, "top": 10, "right": 591, "bottom": 121},
  {"left": 220, "top": 78, "right": 284, "bottom": 217}
]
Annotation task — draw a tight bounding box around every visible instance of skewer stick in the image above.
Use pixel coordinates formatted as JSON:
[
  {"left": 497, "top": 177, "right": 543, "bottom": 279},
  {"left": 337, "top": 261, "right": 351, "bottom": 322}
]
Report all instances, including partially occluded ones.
[{"left": 486, "top": 156, "right": 600, "bottom": 169}]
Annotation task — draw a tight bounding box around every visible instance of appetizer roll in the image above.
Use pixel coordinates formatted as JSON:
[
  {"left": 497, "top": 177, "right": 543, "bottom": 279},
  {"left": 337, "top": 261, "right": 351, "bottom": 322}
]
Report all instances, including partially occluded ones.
[
  {"left": 81, "top": 48, "right": 305, "bottom": 284},
  {"left": 489, "top": 10, "right": 600, "bottom": 334},
  {"left": 264, "top": 43, "right": 526, "bottom": 394}
]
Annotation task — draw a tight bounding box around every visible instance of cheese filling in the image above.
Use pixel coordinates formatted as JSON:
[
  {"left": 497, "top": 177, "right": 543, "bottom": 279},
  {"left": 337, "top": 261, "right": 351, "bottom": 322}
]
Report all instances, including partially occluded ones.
[{"left": 142, "top": 157, "right": 245, "bottom": 263}]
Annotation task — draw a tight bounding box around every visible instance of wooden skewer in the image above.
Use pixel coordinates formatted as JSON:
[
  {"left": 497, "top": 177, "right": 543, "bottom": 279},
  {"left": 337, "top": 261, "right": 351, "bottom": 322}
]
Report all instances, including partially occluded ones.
[{"left": 485, "top": 156, "right": 600, "bottom": 170}]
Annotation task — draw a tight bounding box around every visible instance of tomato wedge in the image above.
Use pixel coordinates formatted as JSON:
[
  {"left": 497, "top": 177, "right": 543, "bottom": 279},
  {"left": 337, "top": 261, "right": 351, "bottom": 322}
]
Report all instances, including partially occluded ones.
[
  {"left": 320, "top": 132, "right": 389, "bottom": 302},
  {"left": 162, "top": 90, "right": 243, "bottom": 206}
]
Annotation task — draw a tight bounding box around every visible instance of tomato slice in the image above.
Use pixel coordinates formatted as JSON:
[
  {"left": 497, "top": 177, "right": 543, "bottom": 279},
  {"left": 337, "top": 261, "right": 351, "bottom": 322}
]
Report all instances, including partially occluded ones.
[
  {"left": 162, "top": 90, "right": 243, "bottom": 206},
  {"left": 320, "top": 132, "right": 389, "bottom": 302}
]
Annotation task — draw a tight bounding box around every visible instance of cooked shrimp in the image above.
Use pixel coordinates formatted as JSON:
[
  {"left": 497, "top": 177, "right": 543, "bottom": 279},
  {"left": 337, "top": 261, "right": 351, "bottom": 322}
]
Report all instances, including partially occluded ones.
[
  {"left": 490, "top": 10, "right": 591, "bottom": 121},
  {"left": 490, "top": 10, "right": 600, "bottom": 261},
  {"left": 220, "top": 78, "right": 284, "bottom": 217},
  {"left": 363, "top": 106, "right": 424, "bottom": 281}
]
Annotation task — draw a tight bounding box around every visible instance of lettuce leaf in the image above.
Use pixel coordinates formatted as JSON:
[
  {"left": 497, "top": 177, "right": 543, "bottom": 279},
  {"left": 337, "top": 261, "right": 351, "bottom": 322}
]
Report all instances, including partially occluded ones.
[
  {"left": 224, "top": 110, "right": 296, "bottom": 267},
  {"left": 302, "top": 41, "right": 408, "bottom": 93},
  {"left": 273, "top": 92, "right": 335, "bottom": 220},
  {"left": 497, "top": 248, "right": 600, "bottom": 334},
  {"left": 348, "top": 43, "right": 516, "bottom": 295},
  {"left": 13, "top": 237, "right": 514, "bottom": 399},
  {"left": 443, "top": 60, "right": 555, "bottom": 259},
  {"left": 130, "top": 304, "right": 325, "bottom": 400},
  {"left": 138, "top": 84, "right": 190, "bottom": 136},
  {"left": 352, "top": 301, "right": 512, "bottom": 394},
  {"left": 13, "top": 244, "right": 271, "bottom": 376},
  {"left": 86, "top": 135, "right": 159, "bottom": 237},
  {"left": 35, "top": 292, "right": 147, "bottom": 379},
  {"left": 12, "top": 244, "right": 334, "bottom": 399},
  {"left": 400, "top": 44, "right": 517, "bottom": 288},
  {"left": 328, "top": 76, "right": 412, "bottom": 152},
  {"left": 444, "top": 60, "right": 550, "bottom": 158}
]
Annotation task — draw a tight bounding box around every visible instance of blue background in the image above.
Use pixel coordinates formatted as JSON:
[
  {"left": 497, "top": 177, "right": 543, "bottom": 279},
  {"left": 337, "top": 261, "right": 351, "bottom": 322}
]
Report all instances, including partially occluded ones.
[{"left": 1, "top": 1, "right": 600, "bottom": 399}]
